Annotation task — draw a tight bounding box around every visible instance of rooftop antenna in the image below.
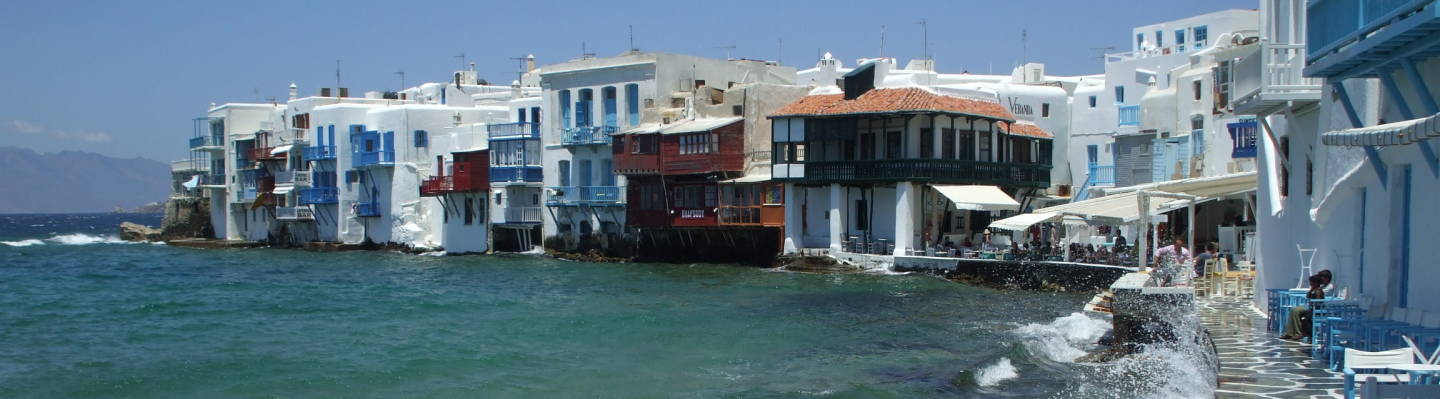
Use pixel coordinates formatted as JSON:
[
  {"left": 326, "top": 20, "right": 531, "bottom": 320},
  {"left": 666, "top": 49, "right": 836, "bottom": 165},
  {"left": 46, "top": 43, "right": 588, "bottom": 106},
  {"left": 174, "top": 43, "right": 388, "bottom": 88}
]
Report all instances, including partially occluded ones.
[
  {"left": 335, "top": 59, "right": 341, "bottom": 93},
  {"left": 1090, "top": 46, "right": 1117, "bottom": 63},
  {"left": 715, "top": 44, "right": 736, "bottom": 60},
  {"left": 628, "top": 25, "right": 637, "bottom": 51},
  {"left": 508, "top": 56, "right": 529, "bottom": 83},
  {"left": 1021, "top": 28, "right": 1029, "bottom": 63},
  {"left": 454, "top": 53, "right": 467, "bottom": 71},
  {"left": 581, "top": 41, "right": 595, "bottom": 58},
  {"left": 880, "top": 25, "right": 886, "bottom": 57},
  {"left": 253, "top": 87, "right": 260, "bottom": 102},
  {"left": 778, "top": 38, "right": 783, "bottom": 65},
  {"left": 916, "top": 19, "right": 929, "bottom": 60},
  {"left": 395, "top": 69, "right": 406, "bottom": 90}
]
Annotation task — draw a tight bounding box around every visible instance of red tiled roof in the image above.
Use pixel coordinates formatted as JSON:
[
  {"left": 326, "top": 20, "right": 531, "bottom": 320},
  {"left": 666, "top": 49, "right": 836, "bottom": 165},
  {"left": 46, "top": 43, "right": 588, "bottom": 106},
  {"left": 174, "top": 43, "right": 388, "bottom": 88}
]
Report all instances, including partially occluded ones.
[
  {"left": 769, "top": 87, "right": 1015, "bottom": 121},
  {"left": 1002, "top": 121, "right": 1053, "bottom": 139}
]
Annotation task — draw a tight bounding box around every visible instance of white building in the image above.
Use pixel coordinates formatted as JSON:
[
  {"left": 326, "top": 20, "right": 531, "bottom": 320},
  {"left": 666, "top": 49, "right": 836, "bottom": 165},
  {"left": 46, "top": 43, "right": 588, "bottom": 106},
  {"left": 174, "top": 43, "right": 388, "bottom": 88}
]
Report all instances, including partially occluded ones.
[{"left": 535, "top": 51, "right": 796, "bottom": 253}]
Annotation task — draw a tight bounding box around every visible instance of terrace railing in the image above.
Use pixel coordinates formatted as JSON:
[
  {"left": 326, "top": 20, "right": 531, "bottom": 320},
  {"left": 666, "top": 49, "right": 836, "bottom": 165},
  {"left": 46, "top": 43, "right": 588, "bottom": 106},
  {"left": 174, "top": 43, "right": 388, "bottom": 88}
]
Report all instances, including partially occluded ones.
[
  {"left": 545, "top": 186, "right": 622, "bottom": 205},
  {"left": 503, "top": 206, "right": 543, "bottom": 223},
  {"left": 298, "top": 187, "right": 338, "bottom": 205},
  {"left": 789, "top": 159, "right": 1051, "bottom": 187},
  {"left": 560, "top": 126, "right": 616, "bottom": 146},
  {"left": 487, "top": 122, "right": 541, "bottom": 140}
]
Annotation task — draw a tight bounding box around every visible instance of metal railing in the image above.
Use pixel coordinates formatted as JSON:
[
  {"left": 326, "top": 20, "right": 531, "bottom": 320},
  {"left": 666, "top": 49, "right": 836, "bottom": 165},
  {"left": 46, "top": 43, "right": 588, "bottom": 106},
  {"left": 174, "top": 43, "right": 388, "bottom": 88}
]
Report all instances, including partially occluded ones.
[
  {"left": 488, "top": 122, "right": 541, "bottom": 140},
  {"left": 274, "top": 170, "right": 312, "bottom": 186},
  {"left": 276, "top": 206, "right": 314, "bottom": 220},
  {"left": 202, "top": 173, "right": 226, "bottom": 186},
  {"left": 298, "top": 187, "right": 338, "bottom": 205},
  {"left": 489, "top": 166, "right": 543, "bottom": 183},
  {"left": 171, "top": 159, "right": 210, "bottom": 173},
  {"left": 353, "top": 150, "right": 395, "bottom": 168},
  {"left": 545, "top": 186, "right": 622, "bottom": 205},
  {"left": 787, "top": 159, "right": 1051, "bottom": 187},
  {"left": 420, "top": 176, "right": 455, "bottom": 196},
  {"left": 1118, "top": 105, "right": 1141, "bottom": 127},
  {"left": 355, "top": 202, "right": 381, "bottom": 217},
  {"left": 503, "top": 206, "right": 543, "bottom": 223},
  {"left": 303, "top": 145, "right": 336, "bottom": 161},
  {"left": 559, "top": 126, "right": 616, "bottom": 146},
  {"left": 189, "top": 135, "right": 222, "bottom": 149}
]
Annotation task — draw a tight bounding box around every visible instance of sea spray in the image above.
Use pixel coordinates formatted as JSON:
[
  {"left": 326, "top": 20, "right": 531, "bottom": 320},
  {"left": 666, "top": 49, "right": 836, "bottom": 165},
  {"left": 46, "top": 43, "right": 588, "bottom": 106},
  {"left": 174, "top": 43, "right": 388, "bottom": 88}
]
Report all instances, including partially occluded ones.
[
  {"left": 1015, "top": 312, "right": 1113, "bottom": 362},
  {"left": 974, "top": 357, "right": 1019, "bottom": 387}
]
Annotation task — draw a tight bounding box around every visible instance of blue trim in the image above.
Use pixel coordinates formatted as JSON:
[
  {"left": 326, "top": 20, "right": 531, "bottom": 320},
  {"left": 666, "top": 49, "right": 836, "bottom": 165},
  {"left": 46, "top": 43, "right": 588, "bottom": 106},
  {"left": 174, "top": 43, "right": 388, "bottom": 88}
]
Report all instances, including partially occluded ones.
[
  {"left": 1420, "top": 140, "right": 1440, "bottom": 177},
  {"left": 1400, "top": 165, "right": 1411, "bottom": 308},
  {"left": 1364, "top": 146, "right": 1388, "bottom": 187},
  {"left": 1379, "top": 70, "right": 1415, "bottom": 120},
  {"left": 1334, "top": 82, "right": 1364, "bottom": 129},
  {"left": 1402, "top": 58, "right": 1440, "bottom": 114},
  {"left": 1359, "top": 187, "right": 1366, "bottom": 293}
]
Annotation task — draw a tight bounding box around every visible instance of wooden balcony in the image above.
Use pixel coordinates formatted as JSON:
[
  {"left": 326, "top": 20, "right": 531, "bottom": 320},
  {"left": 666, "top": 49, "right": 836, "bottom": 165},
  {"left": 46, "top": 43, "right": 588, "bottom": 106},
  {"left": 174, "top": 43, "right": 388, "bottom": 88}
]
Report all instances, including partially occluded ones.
[{"left": 779, "top": 159, "right": 1050, "bottom": 188}]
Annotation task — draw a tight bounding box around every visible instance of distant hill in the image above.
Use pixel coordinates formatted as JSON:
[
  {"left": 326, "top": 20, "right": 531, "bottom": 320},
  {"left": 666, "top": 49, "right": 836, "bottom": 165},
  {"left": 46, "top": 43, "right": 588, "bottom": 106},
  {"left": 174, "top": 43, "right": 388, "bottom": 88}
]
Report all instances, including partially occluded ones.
[{"left": 0, "top": 147, "right": 169, "bottom": 214}]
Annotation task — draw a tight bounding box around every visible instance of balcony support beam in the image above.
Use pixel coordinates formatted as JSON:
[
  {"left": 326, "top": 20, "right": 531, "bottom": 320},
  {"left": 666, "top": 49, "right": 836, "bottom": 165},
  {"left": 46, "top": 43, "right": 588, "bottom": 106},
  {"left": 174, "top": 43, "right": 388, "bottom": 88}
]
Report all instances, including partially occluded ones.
[
  {"left": 1419, "top": 140, "right": 1440, "bottom": 178},
  {"left": 1333, "top": 81, "right": 1364, "bottom": 129},
  {"left": 1379, "top": 67, "right": 1416, "bottom": 120},
  {"left": 1364, "top": 146, "right": 1388, "bottom": 188},
  {"left": 1401, "top": 58, "right": 1439, "bottom": 114}
]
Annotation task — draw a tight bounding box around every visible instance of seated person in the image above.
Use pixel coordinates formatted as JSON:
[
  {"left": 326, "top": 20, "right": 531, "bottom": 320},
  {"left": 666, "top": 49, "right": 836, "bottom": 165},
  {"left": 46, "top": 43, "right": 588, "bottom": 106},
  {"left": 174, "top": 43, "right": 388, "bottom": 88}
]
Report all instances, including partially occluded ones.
[
  {"left": 961, "top": 237, "right": 974, "bottom": 249},
  {"left": 1280, "top": 274, "right": 1327, "bottom": 340},
  {"left": 1193, "top": 242, "right": 1218, "bottom": 277}
]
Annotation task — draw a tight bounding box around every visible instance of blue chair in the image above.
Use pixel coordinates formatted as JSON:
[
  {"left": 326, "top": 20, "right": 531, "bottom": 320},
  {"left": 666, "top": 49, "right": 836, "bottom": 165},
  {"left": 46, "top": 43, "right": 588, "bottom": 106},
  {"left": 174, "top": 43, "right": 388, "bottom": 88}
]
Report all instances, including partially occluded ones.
[
  {"left": 1329, "top": 319, "right": 1410, "bottom": 370},
  {"left": 1314, "top": 301, "right": 1365, "bottom": 359}
]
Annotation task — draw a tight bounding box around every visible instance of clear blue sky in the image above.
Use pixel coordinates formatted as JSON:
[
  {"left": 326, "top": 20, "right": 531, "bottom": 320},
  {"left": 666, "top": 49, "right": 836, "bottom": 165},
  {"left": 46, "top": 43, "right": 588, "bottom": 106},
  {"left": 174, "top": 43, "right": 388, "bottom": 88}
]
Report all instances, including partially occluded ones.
[{"left": 0, "top": 0, "right": 1256, "bottom": 161}]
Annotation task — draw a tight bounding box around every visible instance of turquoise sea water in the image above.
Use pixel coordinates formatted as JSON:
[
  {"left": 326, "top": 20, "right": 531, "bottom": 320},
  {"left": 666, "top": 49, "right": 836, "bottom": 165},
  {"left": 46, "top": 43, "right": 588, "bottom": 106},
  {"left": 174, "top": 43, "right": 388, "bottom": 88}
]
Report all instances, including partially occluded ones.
[{"left": 0, "top": 214, "right": 1205, "bottom": 398}]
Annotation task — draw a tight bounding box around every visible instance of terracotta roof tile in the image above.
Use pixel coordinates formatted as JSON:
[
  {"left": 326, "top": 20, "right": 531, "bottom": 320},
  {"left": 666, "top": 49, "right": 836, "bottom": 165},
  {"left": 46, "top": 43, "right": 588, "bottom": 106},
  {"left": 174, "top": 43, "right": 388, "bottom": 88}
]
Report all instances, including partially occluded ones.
[
  {"left": 1002, "top": 121, "right": 1053, "bottom": 139},
  {"left": 770, "top": 87, "right": 1015, "bottom": 121}
]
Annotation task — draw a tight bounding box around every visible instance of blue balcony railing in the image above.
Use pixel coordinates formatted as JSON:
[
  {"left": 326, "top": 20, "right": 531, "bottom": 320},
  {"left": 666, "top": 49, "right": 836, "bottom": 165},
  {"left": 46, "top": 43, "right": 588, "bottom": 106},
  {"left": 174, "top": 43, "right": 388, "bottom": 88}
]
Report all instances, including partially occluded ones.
[
  {"left": 488, "top": 122, "right": 541, "bottom": 140},
  {"left": 298, "top": 187, "right": 338, "bottom": 205},
  {"left": 189, "top": 135, "right": 222, "bottom": 149},
  {"left": 560, "top": 126, "right": 616, "bottom": 146},
  {"left": 1088, "top": 164, "right": 1116, "bottom": 185},
  {"left": 303, "top": 145, "right": 336, "bottom": 161},
  {"left": 352, "top": 150, "right": 394, "bottom": 168},
  {"left": 1306, "top": 0, "right": 1440, "bottom": 77},
  {"left": 490, "top": 165, "right": 543, "bottom": 183},
  {"left": 546, "top": 186, "right": 621, "bottom": 205},
  {"left": 1118, "top": 105, "right": 1141, "bottom": 127},
  {"left": 355, "top": 201, "right": 382, "bottom": 217}
]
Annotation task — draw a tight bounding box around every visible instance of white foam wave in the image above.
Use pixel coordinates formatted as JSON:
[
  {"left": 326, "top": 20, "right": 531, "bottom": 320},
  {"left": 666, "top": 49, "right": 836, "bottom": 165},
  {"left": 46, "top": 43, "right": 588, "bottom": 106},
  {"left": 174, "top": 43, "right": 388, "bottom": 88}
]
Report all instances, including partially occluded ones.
[
  {"left": 975, "top": 357, "right": 1019, "bottom": 387},
  {"left": 48, "top": 233, "right": 128, "bottom": 245},
  {"left": 2, "top": 239, "right": 45, "bottom": 247},
  {"left": 1015, "top": 312, "right": 1112, "bottom": 363}
]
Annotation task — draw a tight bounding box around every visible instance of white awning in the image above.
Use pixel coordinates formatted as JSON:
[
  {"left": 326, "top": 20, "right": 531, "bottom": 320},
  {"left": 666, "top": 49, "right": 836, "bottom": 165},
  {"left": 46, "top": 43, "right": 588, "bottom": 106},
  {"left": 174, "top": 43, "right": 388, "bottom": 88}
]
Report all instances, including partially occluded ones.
[
  {"left": 659, "top": 117, "right": 743, "bottom": 135},
  {"left": 271, "top": 185, "right": 294, "bottom": 195},
  {"left": 1321, "top": 112, "right": 1440, "bottom": 146},
  {"left": 931, "top": 185, "right": 1020, "bottom": 211},
  {"left": 1027, "top": 172, "right": 1258, "bottom": 225},
  {"left": 989, "top": 212, "right": 1059, "bottom": 231},
  {"left": 720, "top": 173, "right": 772, "bottom": 184},
  {"left": 181, "top": 175, "right": 200, "bottom": 190},
  {"left": 270, "top": 145, "right": 294, "bottom": 155}
]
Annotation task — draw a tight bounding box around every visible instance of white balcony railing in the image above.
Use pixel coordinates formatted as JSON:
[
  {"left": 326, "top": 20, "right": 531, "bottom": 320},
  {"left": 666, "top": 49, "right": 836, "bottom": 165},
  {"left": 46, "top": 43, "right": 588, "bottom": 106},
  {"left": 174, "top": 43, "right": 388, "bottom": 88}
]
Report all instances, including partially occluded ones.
[
  {"left": 274, "top": 170, "right": 312, "bottom": 186},
  {"left": 1231, "top": 43, "right": 1321, "bottom": 113},
  {"left": 503, "top": 206, "right": 543, "bottom": 224},
  {"left": 277, "top": 206, "right": 314, "bottom": 220},
  {"left": 171, "top": 159, "right": 210, "bottom": 173}
]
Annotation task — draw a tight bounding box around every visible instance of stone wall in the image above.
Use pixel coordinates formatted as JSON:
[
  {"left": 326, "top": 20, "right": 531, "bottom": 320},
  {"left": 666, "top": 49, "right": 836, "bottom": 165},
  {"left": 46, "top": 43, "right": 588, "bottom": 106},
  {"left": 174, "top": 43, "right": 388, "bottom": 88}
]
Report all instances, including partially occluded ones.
[{"left": 158, "top": 197, "right": 213, "bottom": 240}]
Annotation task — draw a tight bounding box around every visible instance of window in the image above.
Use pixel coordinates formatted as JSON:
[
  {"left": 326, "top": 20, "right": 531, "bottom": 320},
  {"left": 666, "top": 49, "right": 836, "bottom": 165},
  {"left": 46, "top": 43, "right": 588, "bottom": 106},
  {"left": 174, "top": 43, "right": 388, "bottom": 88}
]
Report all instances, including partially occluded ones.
[
  {"left": 1115, "top": 86, "right": 1125, "bottom": 103},
  {"left": 1193, "top": 26, "right": 1208, "bottom": 48},
  {"left": 1193, "top": 80, "right": 1203, "bottom": 101},
  {"left": 1089, "top": 95, "right": 1097, "bottom": 108},
  {"left": 292, "top": 113, "right": 310, "bottom": 129},
  {"left": 941, "top": 128, "right": 956, "bottom": 160},
  {"left": 1136, "top": 33, "right": 1144, "bottom": 49},
  {"left": 464, "top": 198, "right": 474, "bottom": 225},
  {"left": 345, "top": 170, "right": 359, "bottom": 184},
  {"left": 859, "top": 133, "right": 876, "bottom": 160},
  {"left": 855, "top": 199, "right": 869, "bottom": 231},
  {"left": 978, "top": 131, "right": 992, "bottom": 162},
  {"left": 625, "top": 84, "right": 640, "bottom": 125},
  {"left": 496, "top": 192, "right": 503, "bottom": 205},
  {"left": 773, "top": 142, "right": 789, "bottom": 164},
  {"left": 602, "top": 86, "right": 618, "bottom": 127},
  {"left": 633, "top": 134, "right": 658, "bottom": 154},
  {"left": 1279, "top": 137, "right": 1290, "bottom": 197},
  {"left": 1156, "top": 30, "right": 1163, "bottom": 47},
  {"left": 843, "top": 138, "right": 856, "bottom": 161},
  {"left": 680, "top": 133, "right": 714, "bottom": 155},
  {"left": 557, "top": 160, "right": 571, "bottom": 186},
  {"left": 1175, "top": 29, "right": 1185, "bottom": 48},
  {"left": 959, "top": 129, "right": 976, "bottom": 161},
  {"left": 1041, "top": 103, "right": 1051, "bottom": 118},
  {"left": 413, "top": 130, "right": 428, "bottom": 147},
  {"left": 919, "top": 128, "right": 933, "bottom": 159},
  {"left": 517, "top": 109, "right": 527, "bottom": 123},
  {"left": 1305, "top": 155, "right": 1313, "bottom": 196},
  {"left": 1191, "top": 116, "right": 1205, "bottom": 154},
  {"left": 576, "top": 89, "right": 593, "bottom": 127},
  {"left": 774, "top": 142, "right": 804, "bottom": 162},
  {"left": 885, "top": 131, "right": 902, "bottom": 159},
  {"left": 559, "top": 90, "right": 572, "bottom": 128}
]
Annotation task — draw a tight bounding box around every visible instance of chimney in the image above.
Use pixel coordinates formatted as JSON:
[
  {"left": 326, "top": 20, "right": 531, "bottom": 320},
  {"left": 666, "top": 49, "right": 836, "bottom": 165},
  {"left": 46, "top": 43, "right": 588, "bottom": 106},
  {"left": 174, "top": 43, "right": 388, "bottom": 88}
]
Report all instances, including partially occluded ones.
[
  {"left": 510, "top": 80, "right": 522, "bottom": 100},
  {"left": 338, "top": 87, "right": 350, "bottom": 98},
  {"left": 526, "top": 54, "right": 536, "bottom": 72},
  {"left": 320, "top": 88, "right": 332, "bottom": 97},
  {"left": 288, "top": 83, "right": 298, "bottom": 100},
  {"left": 469, "top": 62, "right": 478, "bottom": 85}
]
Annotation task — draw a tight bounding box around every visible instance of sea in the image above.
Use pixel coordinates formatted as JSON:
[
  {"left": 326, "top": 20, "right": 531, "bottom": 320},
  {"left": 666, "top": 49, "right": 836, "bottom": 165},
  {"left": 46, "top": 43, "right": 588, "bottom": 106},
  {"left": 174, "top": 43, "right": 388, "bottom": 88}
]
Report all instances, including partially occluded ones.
[{"left": 0, "top": 213, "right": 1214, "bottom": 398}]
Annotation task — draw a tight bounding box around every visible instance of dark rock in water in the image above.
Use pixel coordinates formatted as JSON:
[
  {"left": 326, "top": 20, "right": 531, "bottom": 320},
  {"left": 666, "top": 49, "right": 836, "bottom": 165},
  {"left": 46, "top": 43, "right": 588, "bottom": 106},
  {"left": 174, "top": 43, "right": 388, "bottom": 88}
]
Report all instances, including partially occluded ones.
[
  {"left": 157, "top": 197, "right": 212, "bottom": 240},
  {"left": 118, "top": 222, "right": 160, "bottom": 242},
  {"left": 773, "top": 255, "right": 863, "bottom": 273}
]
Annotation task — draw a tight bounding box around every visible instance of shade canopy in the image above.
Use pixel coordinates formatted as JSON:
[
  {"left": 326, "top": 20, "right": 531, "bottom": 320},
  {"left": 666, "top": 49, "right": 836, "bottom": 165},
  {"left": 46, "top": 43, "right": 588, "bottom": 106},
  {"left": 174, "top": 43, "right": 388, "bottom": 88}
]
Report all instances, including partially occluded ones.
[
  {"left": 270, "top": 145, "right": 294, "bottom": 155},
  {"left": 271, "top": 185, "right": 294, "bottom": 195},
  {"left": 930, "top": 185, "right": 1020, "bottom": 212},
  {"left": 1321, "top": 112, "right": 1440, "bottom": 146},
  {"left": 991, "top": 172, "right": 1258, "bottom": 229},
  {"left": 989, "top": 212, "right": 1058, "bottom": 231}
]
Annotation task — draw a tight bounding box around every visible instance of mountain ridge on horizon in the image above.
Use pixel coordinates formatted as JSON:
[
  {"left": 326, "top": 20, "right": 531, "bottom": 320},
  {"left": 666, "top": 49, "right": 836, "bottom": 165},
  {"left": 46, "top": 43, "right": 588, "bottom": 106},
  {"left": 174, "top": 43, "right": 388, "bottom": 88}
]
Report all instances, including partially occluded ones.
[{"left": 0, "top": 146, "right": 169, "bottom": 214}]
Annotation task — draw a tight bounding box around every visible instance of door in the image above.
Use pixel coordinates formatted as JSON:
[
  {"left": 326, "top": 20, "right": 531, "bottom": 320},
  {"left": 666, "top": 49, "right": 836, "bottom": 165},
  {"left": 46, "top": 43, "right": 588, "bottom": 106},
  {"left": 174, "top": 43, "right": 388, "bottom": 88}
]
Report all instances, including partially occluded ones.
[{"left": 579, "top": 160, "right": 593, "bottom": 187}]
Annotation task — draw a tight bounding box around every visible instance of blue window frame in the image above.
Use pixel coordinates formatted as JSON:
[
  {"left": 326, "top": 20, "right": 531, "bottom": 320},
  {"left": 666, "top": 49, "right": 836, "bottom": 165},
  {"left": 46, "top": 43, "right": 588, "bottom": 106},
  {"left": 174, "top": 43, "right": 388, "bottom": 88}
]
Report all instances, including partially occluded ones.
[
  {"left": 1156, "top": 30, "right": 1163, "bottom": 47},
  {"left": 414, "top": 130, "right": 428, "bottom": 148},
  {"left": 1175, "top": 29, "right": 1185, "bottom": 47},
  {"left": 625, "top": 84, "right": 640, "bottom": 125},
  {"left": 602, "top": 86, "right": 617, "bottom": 128},
  {"left": 576, "top": 89, "right": 593, "bottom": 127},
  {"left": 1136, "top": 33, "right": 1144, "bottom": 49},
  {"left": 1193, "top": 26, "right": 1208, "bottom": 46},
  {"left": 557, "top": 160, "right": 570, "bottom": 186},
  {"left": 1088, "top": 95, "right": 1097, "bottom": 108},
  {"left": 1115, "top": 86, "right": 1125, "bottom": 103},
  {"left": 1086, "top": 144, "right": 1098, "bottom": 165},
  {"left": 517, "top": 109, "right": 526, "bottom": 123},
  {"left": 559, "top": 90, "right": 571, "bottom": 129}
]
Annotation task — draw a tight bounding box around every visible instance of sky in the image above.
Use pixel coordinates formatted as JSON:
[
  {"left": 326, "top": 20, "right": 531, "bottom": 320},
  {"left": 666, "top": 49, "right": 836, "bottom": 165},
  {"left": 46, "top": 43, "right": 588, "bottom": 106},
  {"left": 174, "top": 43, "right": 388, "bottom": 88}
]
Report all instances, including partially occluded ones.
[{"left": 0, "top": 0, "right": 1257, "bottom": 162}]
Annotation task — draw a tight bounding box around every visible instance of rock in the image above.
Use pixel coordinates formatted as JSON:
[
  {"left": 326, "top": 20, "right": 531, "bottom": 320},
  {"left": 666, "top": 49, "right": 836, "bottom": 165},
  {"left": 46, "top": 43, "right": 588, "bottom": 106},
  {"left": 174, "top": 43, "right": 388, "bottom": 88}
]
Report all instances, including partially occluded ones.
[
  {"left": 119, "top": 222, "right": 161, "bottom": 242},
  {"left": 157, "top": 197, "right": 212, "bottom": 240}
]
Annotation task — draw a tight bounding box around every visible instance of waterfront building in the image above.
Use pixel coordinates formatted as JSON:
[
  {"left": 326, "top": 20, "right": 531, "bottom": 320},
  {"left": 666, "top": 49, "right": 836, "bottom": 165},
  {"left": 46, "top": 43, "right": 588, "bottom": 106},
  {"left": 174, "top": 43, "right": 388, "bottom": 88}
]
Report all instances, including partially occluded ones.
[
  {"left": 612, "top": 82, "right": 810, "bottom": 260},
  {"left": 485, "top": 80, "right": 546, "bottom": 252},
  {"left": 535, "top": 51, "right": 796, "bottom": 253},
  {"left": 1252, "top": 0, "right": 1440, "bottom": 314},
  {"left": 771, "top": 58, "right": 1055, "bottom": 256},
  {"left": 195, "top": 102, "right": 282, "bottom": 241}
]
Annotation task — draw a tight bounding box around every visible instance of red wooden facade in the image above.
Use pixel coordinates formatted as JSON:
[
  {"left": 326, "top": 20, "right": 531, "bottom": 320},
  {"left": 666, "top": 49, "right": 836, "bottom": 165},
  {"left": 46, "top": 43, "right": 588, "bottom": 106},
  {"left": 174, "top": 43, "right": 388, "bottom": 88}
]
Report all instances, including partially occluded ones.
[
  {"left": 625, "top": 177, "right": 784, "bottom": 229},
  {"left": 612, "top": 120, "right": 746, "bottom": 176},
  {"left": 421, "top": 150, "right": 490, "bottom": 196}
]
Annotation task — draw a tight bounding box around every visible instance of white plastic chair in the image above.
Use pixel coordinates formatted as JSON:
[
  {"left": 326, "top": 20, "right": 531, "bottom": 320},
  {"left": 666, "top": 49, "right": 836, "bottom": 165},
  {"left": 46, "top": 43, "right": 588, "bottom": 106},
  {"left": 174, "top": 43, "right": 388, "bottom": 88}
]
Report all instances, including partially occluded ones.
[
  {"left": 1297, "top": 244, "right": 1317, "bottom": 288},
  {"left": 1343, "top": 348, "right": 1415, "bottom": 399}
]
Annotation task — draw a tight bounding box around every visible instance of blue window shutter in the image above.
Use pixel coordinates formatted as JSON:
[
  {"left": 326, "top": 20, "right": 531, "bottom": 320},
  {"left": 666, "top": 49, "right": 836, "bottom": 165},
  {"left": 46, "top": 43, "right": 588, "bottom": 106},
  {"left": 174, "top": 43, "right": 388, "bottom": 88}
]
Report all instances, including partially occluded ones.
[{"left": 383, "top": 131, "right": 394, "bottom": 152}]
